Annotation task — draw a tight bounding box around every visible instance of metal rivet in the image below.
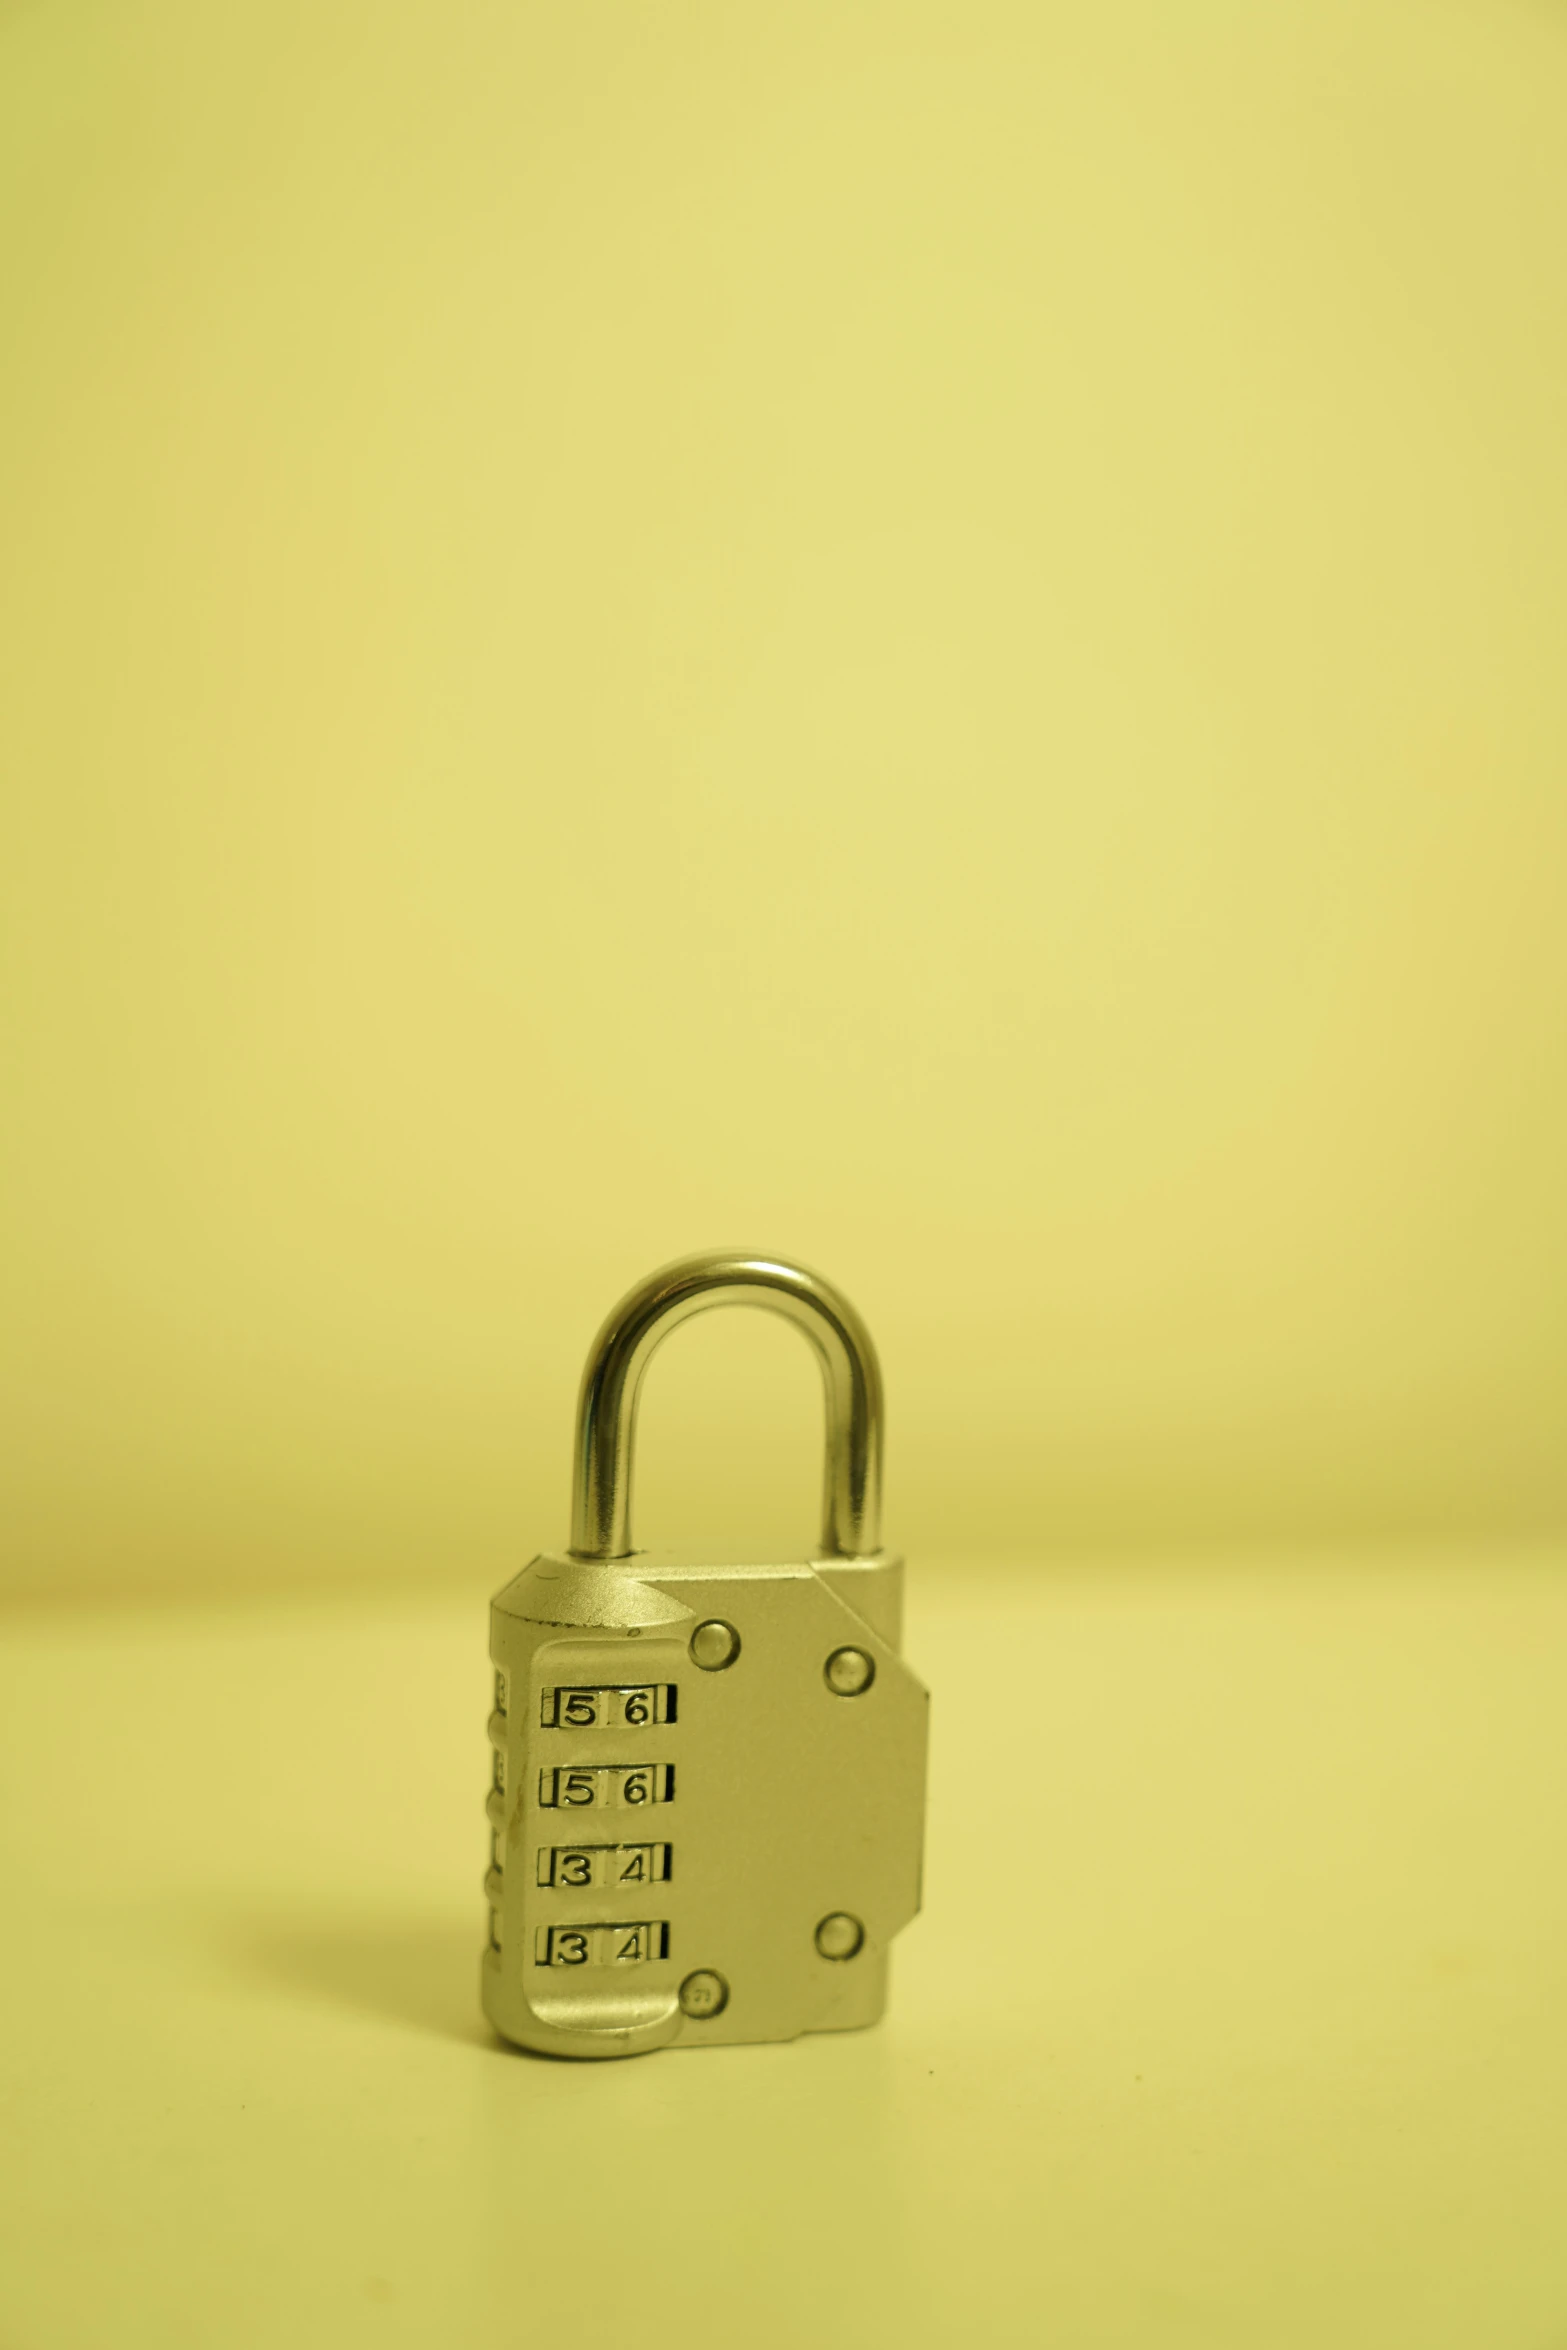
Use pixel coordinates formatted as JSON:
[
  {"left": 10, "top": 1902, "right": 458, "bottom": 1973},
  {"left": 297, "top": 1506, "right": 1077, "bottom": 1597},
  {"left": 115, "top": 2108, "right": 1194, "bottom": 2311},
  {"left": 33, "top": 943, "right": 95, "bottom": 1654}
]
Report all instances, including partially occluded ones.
[
  {"left": 814, "top": 1912, "right": 864, "bottom": 1962},
  {"left": 679, "top": 1969, "right": 729, "bottom": 2018},
  {"left": 824, "top": 1646, "right": 875, "bottom": 1696},
  {"left": 690, "top": 1620, "right": 741, "bottom": 1672}
]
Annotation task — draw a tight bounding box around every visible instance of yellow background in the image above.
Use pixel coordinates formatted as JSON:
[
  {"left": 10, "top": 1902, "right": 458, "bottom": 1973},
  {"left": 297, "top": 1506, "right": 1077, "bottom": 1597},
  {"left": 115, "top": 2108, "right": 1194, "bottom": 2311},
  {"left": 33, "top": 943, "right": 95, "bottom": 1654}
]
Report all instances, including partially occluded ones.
[
  {"left": 4, "top": 14, "right": 1567, "bottom": 2343},
  {"left": 4, "top": 0, "right": 1566, "bottom": 1599}
]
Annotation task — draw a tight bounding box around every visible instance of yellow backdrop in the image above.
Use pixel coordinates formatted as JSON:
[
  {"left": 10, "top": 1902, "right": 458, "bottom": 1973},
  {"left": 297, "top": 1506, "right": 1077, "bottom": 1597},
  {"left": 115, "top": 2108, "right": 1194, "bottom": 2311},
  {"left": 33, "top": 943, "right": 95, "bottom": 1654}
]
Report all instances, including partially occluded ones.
[{"left": 3, "top": 0, "right": 1565, "bottom": 1599}]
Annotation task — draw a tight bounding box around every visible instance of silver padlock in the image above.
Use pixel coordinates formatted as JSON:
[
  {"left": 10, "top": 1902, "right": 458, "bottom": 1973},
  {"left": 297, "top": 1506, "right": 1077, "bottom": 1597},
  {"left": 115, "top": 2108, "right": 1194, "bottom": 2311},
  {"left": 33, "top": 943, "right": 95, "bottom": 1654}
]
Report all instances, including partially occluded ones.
[{"left": 482, "top": 1250, "right": 929, "bottom": 2058}]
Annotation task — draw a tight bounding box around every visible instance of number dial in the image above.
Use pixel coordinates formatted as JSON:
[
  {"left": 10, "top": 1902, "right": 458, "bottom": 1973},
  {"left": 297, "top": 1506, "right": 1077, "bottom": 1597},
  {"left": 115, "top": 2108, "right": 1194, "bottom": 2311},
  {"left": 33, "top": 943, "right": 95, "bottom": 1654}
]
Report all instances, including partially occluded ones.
[
  {"left": 541, "top": 1684, "right": 676, "bottom": 1729},
  {"left": 538, "top": 1763, "right": 674, "bottom": 1809},
  {"left": 537, "top": 1921, "right": 671, "bottom": 1968},
  {"left": 537, "top": 1842, "right": 672, "bottom": 1889}
]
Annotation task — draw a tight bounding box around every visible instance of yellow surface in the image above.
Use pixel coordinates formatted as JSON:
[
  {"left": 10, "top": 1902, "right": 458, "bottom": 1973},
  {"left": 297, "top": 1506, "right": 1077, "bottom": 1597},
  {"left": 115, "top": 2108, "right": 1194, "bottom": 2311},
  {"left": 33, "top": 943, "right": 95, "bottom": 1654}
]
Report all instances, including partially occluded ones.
[
  {"left": 4, "top": 1549, "right": 1566, "bottom": 2348},
  {"left": 5, "top": 0, "right": 1567, "bottom": 1603}
]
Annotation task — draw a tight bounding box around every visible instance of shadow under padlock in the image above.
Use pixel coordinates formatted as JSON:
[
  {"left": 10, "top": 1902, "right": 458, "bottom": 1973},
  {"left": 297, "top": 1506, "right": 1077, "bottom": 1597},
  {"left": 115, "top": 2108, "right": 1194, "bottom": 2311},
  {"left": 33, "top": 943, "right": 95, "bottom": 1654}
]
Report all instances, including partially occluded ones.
[{"left": 482, "top": 1249, "right": 930, "bottom": 2059}]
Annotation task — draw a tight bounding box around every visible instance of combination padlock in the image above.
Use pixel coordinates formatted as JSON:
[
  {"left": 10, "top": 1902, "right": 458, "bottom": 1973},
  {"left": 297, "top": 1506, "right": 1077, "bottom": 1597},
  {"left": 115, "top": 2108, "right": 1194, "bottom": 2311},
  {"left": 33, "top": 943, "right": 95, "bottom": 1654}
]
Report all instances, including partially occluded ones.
[{"left": 482, "top": 1249, "right": 929, "bottom": 2058}]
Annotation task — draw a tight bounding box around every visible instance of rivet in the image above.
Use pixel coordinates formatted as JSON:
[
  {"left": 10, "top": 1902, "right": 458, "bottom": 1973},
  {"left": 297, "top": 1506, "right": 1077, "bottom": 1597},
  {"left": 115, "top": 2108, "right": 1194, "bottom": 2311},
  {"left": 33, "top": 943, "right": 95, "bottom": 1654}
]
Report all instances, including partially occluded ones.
[
  {"left": 824, "top": 1646, "right": 875, "bottom": 1696},
  {"left": 814, "top": 1913, "right": 864, "bottom": 1962},
  {"left": 690, "top": 1620, "right": 741, "bottom": 1672},
  {"left": 679, "top": 1969, "right": 729, "bottom": 2018}
]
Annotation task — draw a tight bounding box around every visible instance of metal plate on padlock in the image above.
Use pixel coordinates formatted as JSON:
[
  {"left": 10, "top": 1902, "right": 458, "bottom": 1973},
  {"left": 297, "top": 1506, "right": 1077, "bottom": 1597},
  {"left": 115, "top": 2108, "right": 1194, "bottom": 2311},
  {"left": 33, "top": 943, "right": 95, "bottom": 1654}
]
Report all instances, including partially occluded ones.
[{"left": 481, "top": 1253, "right": 929, "bottom": 2059}]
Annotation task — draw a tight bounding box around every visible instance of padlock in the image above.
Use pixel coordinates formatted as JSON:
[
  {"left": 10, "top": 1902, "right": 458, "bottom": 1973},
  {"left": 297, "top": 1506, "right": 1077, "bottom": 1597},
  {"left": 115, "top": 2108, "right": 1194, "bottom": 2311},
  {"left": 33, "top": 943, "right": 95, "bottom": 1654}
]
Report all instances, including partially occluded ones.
[{"left": 482, "top": 1249, "right": 929, "bottom": 2058}]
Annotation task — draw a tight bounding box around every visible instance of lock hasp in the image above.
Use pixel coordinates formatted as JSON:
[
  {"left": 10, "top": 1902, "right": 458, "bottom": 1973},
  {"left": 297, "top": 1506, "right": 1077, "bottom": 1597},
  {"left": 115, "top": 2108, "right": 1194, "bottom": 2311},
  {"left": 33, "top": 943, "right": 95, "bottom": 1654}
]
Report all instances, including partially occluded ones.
[{"left": 480, "top": 1253, "right": 928, "bottom": 2059}]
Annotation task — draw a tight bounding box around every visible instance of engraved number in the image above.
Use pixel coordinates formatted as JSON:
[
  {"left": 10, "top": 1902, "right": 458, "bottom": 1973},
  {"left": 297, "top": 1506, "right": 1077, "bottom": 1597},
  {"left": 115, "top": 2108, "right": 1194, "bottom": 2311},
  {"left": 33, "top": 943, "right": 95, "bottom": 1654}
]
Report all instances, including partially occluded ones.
[
  {"left": 542, "top": 1684, "right": 676, "bottom": 1730},
  {"left": 538, "top": 1766, "right": 673, "bottom": 1810},
  {"left": 537, "top": 1843, "right": 671, "bottom": 1888},
  {"left": 539, "top": 1921, "right": 670, "bottom": 1968}
]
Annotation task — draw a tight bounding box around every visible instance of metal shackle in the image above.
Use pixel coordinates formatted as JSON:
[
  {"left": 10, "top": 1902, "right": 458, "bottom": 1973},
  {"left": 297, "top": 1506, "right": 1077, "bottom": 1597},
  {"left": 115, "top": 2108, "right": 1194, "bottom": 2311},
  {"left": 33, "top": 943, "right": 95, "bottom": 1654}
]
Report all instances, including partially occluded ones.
[{"left": 568, "top": 1250, "right": 884, "bottom": 1562}]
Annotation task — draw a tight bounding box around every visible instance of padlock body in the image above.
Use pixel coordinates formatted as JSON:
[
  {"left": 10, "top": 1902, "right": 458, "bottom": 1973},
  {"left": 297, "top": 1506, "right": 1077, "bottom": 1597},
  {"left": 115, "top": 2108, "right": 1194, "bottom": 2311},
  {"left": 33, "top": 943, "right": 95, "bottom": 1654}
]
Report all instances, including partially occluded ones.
[{"left": 482, "top": 1546, "right": 927, "bottom": 2058}]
